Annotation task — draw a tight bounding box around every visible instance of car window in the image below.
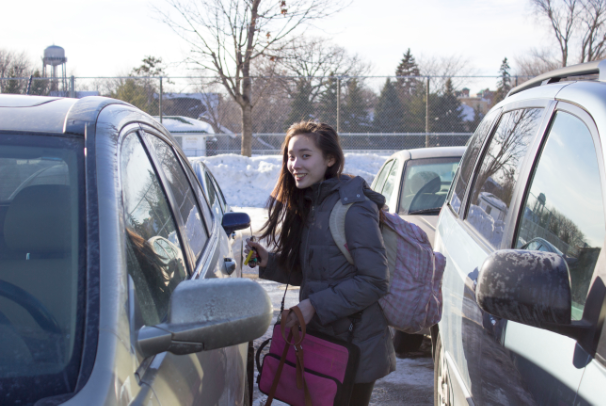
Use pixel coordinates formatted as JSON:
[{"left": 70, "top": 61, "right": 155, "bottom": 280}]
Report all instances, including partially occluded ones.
[
  {"left": 181, "top": 159, "right": 214, "bottom": 231},
  {"left": 372, "top": 160, "right": 394, "bottom": 193},
  {"left": 398, "top": 157, "right": 461, "bottom": 215},
  {"left": 466, "top": 108, "right": 544, "bottom": 248},
  {"left": 515, "top": 111, "right": 606, "bottom": 320},
  {"left": 0, "top": 133, "right": 85, "bottom": 402},
  {"left": 145, "top": 134, "right": 208, "bottom": 261},
  {"left": 121, "top": 133, "right": 188, "bottom": 327},
  {"left": 450, "top": 109, "right": 500, "bottom": 215},
  {"left": 208, "top": 170, "right": 228, "bottom": 213},
  {"left": 381, "top": 161, "right": 401, "bottom": 212},
  {"left": 205, "top": 172, "right": 221, "bottom": 217}
]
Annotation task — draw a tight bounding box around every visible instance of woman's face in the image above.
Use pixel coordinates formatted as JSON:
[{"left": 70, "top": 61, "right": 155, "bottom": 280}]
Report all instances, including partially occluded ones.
[{"left": 287, "top": 134, "right": 335, "bottom": 189}]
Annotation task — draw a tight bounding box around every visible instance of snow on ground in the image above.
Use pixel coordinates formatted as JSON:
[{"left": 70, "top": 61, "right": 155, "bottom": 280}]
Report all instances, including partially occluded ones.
[{"left": 191, "top": 152, "right": 389, "bottom": 208}]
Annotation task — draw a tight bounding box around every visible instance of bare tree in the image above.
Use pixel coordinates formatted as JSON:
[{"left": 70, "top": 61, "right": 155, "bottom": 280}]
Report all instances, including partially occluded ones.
[
  {"left": 0, "top": 49, "right": 32, "bottom": 94},
  {"left": 156, "top": 0, "right": 347, "bottom": 156},
  {"left": 579, "top": 0, "right": 606, "bottom": 62},
  {"left": 417, "top": 54, "right": 477, "bottom": 92},
  {"left": 274, "top": 36, "right": 371, "bottom": 102},
  {"left": 531, "top": 0, "right": 580, "bottom": 67},
  {"left": 530, "top": 0, "right": 606, "bottom": 69},
  {"left": 515, "top": 48, "right": 561, "bottom": 77}
]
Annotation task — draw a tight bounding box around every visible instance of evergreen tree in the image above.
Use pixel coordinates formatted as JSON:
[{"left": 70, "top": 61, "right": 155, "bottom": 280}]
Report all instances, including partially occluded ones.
[
  {"left": 395, "top": 49, "right": 426, "bottom": 132},
  {"left": 373, "top": 79, "right": 404, "bottom": 133},
  {"left": 30, "top": 70, "right": 49, "bottom": 96},
  {"left": 432, "top": 78, "right": 465, "bottom": 132},
  {"left": 3, "top": 67, "right": 22, "bottom": 94},
  {"left": 342, "top": 79, "right": 370, "bottom": 132},
  {"left": 318, "top": 74, "right": 338, "bottom": 128},
  {"left": 395, "top": 49, "right": 422, "bottom": 99},
  {"left": 285, "top": 79, "right": 313, "bottom": 128},
  {"left": 469, "top": 104, "right": 484, "bottom": 132},
  {"left": 494, "top": 57, "right": 512, "bottom": 104}
]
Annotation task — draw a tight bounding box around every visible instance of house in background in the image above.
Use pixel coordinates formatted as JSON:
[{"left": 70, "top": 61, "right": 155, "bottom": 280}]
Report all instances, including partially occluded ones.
[{"left": 457, "top": 88, "right": 495, "bottom": 116}]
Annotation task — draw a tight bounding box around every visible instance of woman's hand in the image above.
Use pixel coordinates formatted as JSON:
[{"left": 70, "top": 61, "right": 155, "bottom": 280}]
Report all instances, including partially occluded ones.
[
  {"left": 284, "top": 299, "right": 316, "bottom": 329},
  {"left": 245, "top": 237, "right": 269, "bottom": 268}
]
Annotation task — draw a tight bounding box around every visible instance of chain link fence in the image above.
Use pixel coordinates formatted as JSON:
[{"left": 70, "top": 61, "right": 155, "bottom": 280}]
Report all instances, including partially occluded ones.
[{"left": 0, "top": 74, "right": 531, "bottom": 156}]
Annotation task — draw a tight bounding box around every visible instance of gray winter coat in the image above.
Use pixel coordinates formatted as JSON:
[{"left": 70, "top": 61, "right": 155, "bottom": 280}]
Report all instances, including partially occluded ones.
[{"left": 259, "top": 176, "right": 396, "bottom": 383}]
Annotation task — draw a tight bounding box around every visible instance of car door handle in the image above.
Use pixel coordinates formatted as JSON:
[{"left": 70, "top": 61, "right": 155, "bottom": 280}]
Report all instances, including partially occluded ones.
[{"left": 223, "top": 257, "right": 236, "bottom": 275}]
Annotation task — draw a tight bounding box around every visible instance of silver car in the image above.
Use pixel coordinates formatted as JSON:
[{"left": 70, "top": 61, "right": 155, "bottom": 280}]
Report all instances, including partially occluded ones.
[
  {"left": 371, "top": 146, "right": 465, "bottom": 354},
  {"left": 0, "top": 95, "right": 272, "bottom": 405},
  {"left": 434, "top": 60, "right": 606, "bottom": 405}
]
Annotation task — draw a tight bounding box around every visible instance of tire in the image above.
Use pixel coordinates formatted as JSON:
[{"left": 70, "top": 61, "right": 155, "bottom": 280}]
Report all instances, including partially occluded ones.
[
  {"left": 391, "top": 329, "right": 424, "bottom": 354},
  {"left": 434, "top": 334, "right": 453, "bottom": 406}
]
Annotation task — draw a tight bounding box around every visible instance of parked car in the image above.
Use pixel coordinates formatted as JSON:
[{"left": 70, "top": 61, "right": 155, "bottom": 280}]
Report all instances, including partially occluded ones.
[
  {"left": 371, "top": 146, "right": 465, "bottom": 354},
  {"left": 434, "top": 60, "right": 606, "bottom": 405},
  {"left": 0, "top": 95, "right": 272, "bottom": 406}
]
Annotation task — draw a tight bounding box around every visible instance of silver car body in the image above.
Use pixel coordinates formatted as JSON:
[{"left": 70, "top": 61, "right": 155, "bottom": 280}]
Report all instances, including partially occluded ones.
[
  {"left": 435, "top": 78, "right": 606, "bottom": 405},
  {"left": 0, "top": 96, "right": 270, "bottom": 405}
]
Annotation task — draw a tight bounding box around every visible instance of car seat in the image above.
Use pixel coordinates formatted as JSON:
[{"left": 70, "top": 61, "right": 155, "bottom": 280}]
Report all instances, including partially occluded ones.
[
  {"left": 407, "top": 171, "right": 443, "bottom": 212},
  {"left": 0, "top": 185, "right": 75, "bottom": 340}
]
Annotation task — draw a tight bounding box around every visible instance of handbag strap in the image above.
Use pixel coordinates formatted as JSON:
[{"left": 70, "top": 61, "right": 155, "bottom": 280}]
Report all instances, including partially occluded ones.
[{"left": 265, "top": 307, "right": 312, "bottom": 406}]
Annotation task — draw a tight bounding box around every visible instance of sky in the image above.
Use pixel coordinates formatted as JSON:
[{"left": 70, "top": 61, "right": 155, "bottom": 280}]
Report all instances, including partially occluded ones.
[{"left": 3, "top": 0, "right": 551, "bottom": 93}]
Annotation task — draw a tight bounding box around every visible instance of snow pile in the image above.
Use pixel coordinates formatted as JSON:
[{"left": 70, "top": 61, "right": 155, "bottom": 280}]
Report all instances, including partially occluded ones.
[{"left": 192, "top": 153, "right": 389, "bottom": 208}]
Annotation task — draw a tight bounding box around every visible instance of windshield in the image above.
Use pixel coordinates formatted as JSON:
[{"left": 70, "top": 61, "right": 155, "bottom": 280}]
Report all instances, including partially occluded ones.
[
  {"left": 399, "top": 157, "right": 461, "bottom": 215},
  {"left": 0, "top": 133, "right": 85, "bottom": 403}
]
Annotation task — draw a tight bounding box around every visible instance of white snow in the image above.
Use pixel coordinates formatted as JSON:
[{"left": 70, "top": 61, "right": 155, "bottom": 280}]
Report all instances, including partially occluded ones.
[
  {"left": 155, "top": 116, "right": 215, "bottom": 133},
  {"left": 191, "top": 152, "right": 389, "bottom": 208}
]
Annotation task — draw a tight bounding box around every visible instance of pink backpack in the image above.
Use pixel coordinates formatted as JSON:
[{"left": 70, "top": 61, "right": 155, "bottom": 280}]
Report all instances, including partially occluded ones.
[{"left": 329, "top": 201, "right": 446, "bottom": 333}]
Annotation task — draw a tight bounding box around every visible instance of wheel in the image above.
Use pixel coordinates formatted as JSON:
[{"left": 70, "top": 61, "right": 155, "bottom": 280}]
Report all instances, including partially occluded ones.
[
  {"left": 392, "top": 329, "right": 424, "bottom": 354},
  {"left": 434, "top": 334, "right": 453, "bottom": 406}
]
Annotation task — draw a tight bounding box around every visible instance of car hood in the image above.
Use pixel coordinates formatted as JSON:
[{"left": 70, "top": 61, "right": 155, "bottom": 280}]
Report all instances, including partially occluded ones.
[{"left": 400, "top": 214, "right": 439, "bottom": 247}]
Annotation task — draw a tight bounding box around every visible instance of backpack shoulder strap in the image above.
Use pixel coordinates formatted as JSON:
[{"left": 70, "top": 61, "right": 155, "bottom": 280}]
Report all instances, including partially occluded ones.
[{"left": 329, "top": 199, "right": 354, "bottom": 265}]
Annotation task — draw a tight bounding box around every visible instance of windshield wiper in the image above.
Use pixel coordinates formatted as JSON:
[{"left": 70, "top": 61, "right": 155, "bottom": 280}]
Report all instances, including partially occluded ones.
[{"left": 408, "top": 207, "right": 442, "bottom": 215}]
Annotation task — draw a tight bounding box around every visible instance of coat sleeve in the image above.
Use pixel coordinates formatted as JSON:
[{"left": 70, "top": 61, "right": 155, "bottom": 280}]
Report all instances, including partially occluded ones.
[
  {"left": 259, "top": 252, "right": 303, "bottom": 286},
  {"left": 308, "top": 200, "right": 389, "bottom": 325}
]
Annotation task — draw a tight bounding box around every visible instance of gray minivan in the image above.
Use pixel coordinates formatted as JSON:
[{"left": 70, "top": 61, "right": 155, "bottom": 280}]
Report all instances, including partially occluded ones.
[
  {"left": 0, "top": 95, "right": 272, "bottom": 405},
  {"left": 434, "top": 61, "right": 606, "bottom": 405}
]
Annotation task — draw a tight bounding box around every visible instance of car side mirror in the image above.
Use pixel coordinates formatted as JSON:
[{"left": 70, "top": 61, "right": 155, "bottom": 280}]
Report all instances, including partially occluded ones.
[
  {"left": 137, "top": 278, "right": 272, "bottom": 358},
  {"left": 476, "top": 249, "right": 604, "bottom": 356},
  {"left": 221, "top": 212, "right": 251, "bottom": 235}
]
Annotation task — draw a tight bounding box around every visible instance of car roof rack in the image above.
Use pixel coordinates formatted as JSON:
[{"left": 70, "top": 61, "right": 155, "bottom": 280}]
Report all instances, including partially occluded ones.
[{"left": 507, "top": 59, "right": 606, "bottom": 97}]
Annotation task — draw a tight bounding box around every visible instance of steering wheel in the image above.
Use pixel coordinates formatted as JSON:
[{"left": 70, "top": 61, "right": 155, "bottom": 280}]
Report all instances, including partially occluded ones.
[
  {"left": 409, "top": 177, "right": 442, "bottom": 213},
  {"left": 0, "top": 280, "right": 62, "bottom": 335}
]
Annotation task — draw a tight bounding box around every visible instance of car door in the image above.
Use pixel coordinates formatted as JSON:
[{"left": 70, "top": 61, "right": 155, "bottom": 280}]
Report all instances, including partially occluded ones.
[
  {"left": 437, "top": 104, "right": 549, "bottom": 405},
  {"left": 120, "top": 131, "right": 245, "bottom": 406},
  {"left": 502, "top": 103, "right": 606, "bottom": 405}
]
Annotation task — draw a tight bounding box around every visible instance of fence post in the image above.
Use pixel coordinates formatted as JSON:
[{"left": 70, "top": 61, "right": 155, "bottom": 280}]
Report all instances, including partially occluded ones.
[
  {"left": 159, "top": 76, "right": 163, "bottom": 124},
  {"left": 70, "top": 76, "right": 75, "bottom": 98},
  {"left": 336, "top": 76, "right": 341, "bottom": 133},
  {"left": 425, "top": 77, "right": 430, "bottom": 148},
  {"left": 26, "top": 75, "right": 33, "bottom": 95}
]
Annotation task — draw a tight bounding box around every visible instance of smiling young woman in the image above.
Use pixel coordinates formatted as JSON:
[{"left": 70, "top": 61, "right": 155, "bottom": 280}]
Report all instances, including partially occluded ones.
[{"left": 246, "top": 121, "right": 395, "bottom": 406}]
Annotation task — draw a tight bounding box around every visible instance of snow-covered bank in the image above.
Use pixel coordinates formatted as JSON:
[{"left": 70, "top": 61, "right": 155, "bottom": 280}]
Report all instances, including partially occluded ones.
[{"left": 192, "top": 153, "right": 389, "bottom": 208}]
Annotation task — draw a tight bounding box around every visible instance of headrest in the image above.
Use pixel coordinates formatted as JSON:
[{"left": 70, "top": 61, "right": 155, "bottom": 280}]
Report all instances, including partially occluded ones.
[
  {"left": 4, "top": 185, "right": 72, "bottom": 254},
  {"left": 409, "top": 172, "right": 441, "bottom": 194}
]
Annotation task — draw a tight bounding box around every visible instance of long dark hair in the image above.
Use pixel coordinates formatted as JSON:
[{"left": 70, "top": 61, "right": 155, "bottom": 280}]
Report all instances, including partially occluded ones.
[{"left": 259, "top": 121, "right": 345, "bottom": 273}]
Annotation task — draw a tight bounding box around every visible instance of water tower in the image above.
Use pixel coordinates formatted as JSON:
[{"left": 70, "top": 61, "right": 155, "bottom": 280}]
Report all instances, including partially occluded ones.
[{"left": 43, "top": 45, "right": 67, "bottom": 94}]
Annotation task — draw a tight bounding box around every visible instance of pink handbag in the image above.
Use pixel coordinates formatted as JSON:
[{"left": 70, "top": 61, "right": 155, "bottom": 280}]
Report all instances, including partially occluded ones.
[{"left": 257, "top": 307, "right": 360, "bottom": 406}]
